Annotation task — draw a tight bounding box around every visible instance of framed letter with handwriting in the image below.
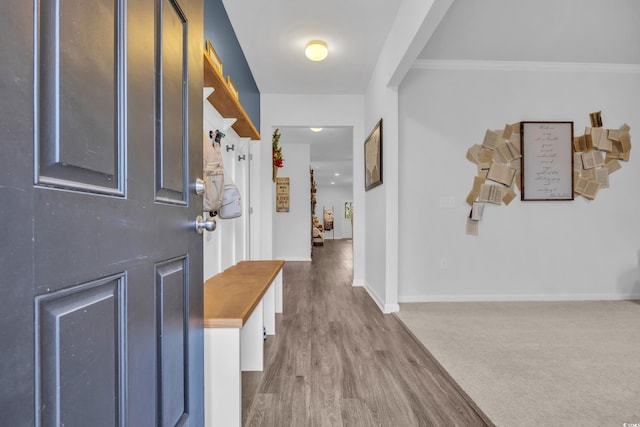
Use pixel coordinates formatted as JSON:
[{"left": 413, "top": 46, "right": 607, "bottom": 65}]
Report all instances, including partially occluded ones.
[
  {"left": 520, "top": 121, "right": 574, "bottom": 201},
  {"left": 364, "top": 119, "right": 383, "bottom": 191}
]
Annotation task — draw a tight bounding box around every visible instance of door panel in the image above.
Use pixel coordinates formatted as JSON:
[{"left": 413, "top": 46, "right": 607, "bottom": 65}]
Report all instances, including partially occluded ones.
[
  {"left": 0, "top": 0, "right": 204, "bottom": 425},
  {"left": 35, "top": 274, "right": 126, "bottom": 426},
  {"left": 38, "top": 0, "right": 122, "bottom": 193},
  {"left": 155, "top": 257, "right": 188, "bottom": 426},
  {"left": 158, "top": 0, "right": 187, "bottom": 203}
]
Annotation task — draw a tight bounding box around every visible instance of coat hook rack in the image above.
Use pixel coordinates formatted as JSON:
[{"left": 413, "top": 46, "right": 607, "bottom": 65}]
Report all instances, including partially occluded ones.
[
  {"left": 238, "top": 154, "right": 246, "bottom": 161},
  {"left": 209, "top": 130, "right": 214, "bottom": 139},
  {"left": 226, "top": 144, "right": 235, "bottom": 152}
]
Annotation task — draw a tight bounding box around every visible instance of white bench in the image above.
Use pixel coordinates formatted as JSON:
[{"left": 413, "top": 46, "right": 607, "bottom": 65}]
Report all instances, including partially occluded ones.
[{"left": 203, "top": 260, "right": 284, "bottom": 427}]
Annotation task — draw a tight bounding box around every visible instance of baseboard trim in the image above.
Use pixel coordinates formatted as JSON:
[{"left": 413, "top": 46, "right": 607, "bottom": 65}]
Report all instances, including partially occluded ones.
[
  {"left": 399, "top": 293, "right": 640, "bottom": 303},
  {"left": 361, "top": 282, "right": 400, "bottom": 314},
  {"left": 279, "top": 256, "right": 312, "bottom": 262},
  {"left": 352, "top": 279, "right": 365, "bottom": 287}
]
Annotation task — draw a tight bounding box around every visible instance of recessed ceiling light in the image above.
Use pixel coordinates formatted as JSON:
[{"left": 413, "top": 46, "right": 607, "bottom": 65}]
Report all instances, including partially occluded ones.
[
  {"left": 330, "top": 181, "right": 335, "bottom": 185},
  {"left": 305, "top": 40, "right": 328, "bottom": 62},
  {"left": 310, "top": 127, "right": 323, "bottom": 132},
  {"left": 334, "top": 173, "right": 340, "bottom": 176}
]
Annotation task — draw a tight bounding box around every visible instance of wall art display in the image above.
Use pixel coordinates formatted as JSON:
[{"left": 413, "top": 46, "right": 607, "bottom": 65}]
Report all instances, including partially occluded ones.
[
  {"left": 275, "top": 177, "right": 289, "bottom": 212},
  {"left": 464, "top": 112, "right": 632, "bottom": 235},
  {"left": 520, "top": 121, "right": 574, "bottom": 201},
  {"left": 364, "top": 119, "right": 383, "bottom": 191}
]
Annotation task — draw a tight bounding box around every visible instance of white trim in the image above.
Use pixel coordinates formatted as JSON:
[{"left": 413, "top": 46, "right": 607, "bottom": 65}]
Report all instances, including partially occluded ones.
[
  {"left": 399, "top": 293, "right": 640, "bottom": 303},
  {"left": 352, "top": 279, "right": 365, "bottom": 287},
  {"left": 279, "top": 256, "right": 312, "bottom": 262},
  {"left": 362, "top": 281, "right": 384, "bottom": 313},
  {"left": 413, "top": 59, "right": 640, "bottom": 74},
  {"left": 360, "top": 282, "right": 400, "bottom": 313},
  {"left": 384, "top": 303, "right": 400, "bottom": 313}
]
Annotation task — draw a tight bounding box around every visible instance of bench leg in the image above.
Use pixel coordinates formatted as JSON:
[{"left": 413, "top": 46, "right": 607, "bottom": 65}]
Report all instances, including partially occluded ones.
[
  {"left": 204, "top": 328, "right": 241, "bottom": 427},
  {"left": 275, "top": 270, "right": 283, "bottom": 313},
  {"left": 263, "top": 283, "right": 276, "bottom": 336},
  {"left": 241, "top": 300, "right": 263, "bottom": 371}
]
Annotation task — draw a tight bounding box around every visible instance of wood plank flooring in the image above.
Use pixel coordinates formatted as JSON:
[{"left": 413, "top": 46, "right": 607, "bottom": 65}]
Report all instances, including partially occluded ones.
[{"left": 242, "top": 239, "right": 492, "bottom": 426}]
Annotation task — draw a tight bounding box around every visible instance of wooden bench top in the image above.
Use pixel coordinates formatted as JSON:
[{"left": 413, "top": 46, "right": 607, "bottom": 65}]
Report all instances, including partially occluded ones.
[{"left": 203, "top": 260, "right": 285, "bottom": 328}]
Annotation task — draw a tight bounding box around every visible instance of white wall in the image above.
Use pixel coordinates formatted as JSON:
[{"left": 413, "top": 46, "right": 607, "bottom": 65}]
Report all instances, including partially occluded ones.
[
  {"left": 273, "top": 143, "right": 312, "bottom": 261},
  {"left": 398, "top": 62, "right": 640, "bottom": 301},
  {"left": 203, "top": 90, "right": 251, "bottom": 279},
  {"left": 257, "top": 94, "right": 365, "bottom": 283},
  {"left": 315, "top": 184, "right": 353, "bottom": 240},
  {"left": 361, "top": 0, "right": 453, "bottom": 313}
]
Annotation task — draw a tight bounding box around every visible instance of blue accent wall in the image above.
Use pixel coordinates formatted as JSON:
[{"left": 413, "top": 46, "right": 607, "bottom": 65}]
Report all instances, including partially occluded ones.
[{"left": 204, "top": 0, "right": 260, "bottom": 131}]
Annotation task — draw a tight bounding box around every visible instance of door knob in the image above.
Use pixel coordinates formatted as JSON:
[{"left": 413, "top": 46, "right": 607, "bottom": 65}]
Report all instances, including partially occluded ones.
[
  {"left": 195, "top": 178, "right": 205, "bottom": 196},
  {"left": 195, "top": 215, "right": 216, "bottom": 234}
]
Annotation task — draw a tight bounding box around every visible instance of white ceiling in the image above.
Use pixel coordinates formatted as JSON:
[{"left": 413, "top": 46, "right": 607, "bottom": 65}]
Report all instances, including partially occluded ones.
[
  {"left": 221, "top": 0, "right": 404, "bottom": 95},
  {"left": 222, "top": 0, "right": 640, "bottom": 188},
  {"left": 222, "top": 0, "right": 404, "bottom": 188},
  {"left": 419, "top": 0, "right": 640, "bottom": 64},
  {"left": 277, "top": 126, "right": 354, "bottom": 188}
]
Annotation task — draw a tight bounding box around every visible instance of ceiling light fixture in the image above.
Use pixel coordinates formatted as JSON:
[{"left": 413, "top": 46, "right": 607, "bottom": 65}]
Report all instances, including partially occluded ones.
[
  {"left": 310, "top": 127, "right": 323, "bottom": 132},
  {"left": 334, "top": 173, "right": 340, "bottom": 176},
  {"left": 305, "top": 40, "right": 328, "bottom": 62}
]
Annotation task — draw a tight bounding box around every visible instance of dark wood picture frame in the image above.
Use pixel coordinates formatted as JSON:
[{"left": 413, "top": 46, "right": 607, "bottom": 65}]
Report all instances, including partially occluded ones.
[
  {"left": 520, "top": 121, "right": 574, "bottom": 201},
  {"left": 364, "top": 119, "right": 383, "bottom": 191}
]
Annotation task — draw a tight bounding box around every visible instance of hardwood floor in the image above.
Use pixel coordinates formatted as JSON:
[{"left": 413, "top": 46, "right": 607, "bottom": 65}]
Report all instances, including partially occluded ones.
[{"left": 242, "top": 239, "right": 492, "bottom": 426}]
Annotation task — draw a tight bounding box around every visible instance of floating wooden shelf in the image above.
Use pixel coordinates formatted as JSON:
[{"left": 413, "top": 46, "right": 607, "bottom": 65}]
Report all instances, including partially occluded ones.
[{"left": 203, "top": 50, "right": 260, "bottom": 141}]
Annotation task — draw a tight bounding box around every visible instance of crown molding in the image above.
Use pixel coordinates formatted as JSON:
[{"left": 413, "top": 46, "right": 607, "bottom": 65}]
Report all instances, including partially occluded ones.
[{"left": 413, "top": 59, "right": 640, "bottom": 74}]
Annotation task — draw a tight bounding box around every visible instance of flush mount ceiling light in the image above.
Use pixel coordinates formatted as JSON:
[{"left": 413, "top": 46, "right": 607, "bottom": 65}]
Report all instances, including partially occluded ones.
[
  {"left": 310, "top": 127, "right": 323, "bottom": 132},
  {"left": 305, "top": 40, "right": 328, "bottom": 62}
]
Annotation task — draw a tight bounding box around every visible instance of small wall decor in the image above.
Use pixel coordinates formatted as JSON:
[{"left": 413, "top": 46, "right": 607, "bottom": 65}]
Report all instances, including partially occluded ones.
[
  {"left": 345, "top": 202, "right": 353, "bottom": 220},
  {"left": 205, "top": 40, "right": 223, "bottom": 77},
  {"left": 364, "top": 119, "right": 383, "bottom": 191},
  {"left": 465, "top": 111, "right": 631, "bottom": 235},
  {"left": 226, "top": 75, "right": 238, "bottom": 100},
  {"left": 272, "top": 128, "right": 283, "bottom": 182},
  {"left": 275, "top": 177, "right": 289, "bottom": 212}
]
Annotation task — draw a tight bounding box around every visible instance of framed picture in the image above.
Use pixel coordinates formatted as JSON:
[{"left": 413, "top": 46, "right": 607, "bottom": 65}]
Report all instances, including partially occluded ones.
[
  {"left": 520, "top": 121, "right": 574, "bottom": 201},
  {"left": 345, "top": 202, "right": 353, "bottom": 219},
  {"left": 205, "top": 40, "right": 223, "bottom": 77},
  {"left": 364, "top": 119, "right": 383, "bottom": 191}
]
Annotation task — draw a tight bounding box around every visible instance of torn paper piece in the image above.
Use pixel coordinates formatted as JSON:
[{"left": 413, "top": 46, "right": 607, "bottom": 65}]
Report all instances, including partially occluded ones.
[
  {"left": 574, "top": 152, "right": 583, "bottom": 172},
  {"left": 478, "top": 184, "right": 504, "bottom": 205},
  {"left": 466, "top": 218, "right": 479, "bottom": 235},
  {"left": 573, "top": 135, "right": 592, "bottom": 152},
  {"left": 466, "top": 144, "right": 483, "bottom": 164},
  {"left": 495, "top": 141, "right": 522, "bottom": 163},
  {"left": 486, "top": 162, "right": 516, "bottom": 187},
  {"left": 581, "top": 150, "right": 604, "bottom": 170},
  {"left": 514, "top": 171, "right": 522, "bottom": 192},
  {"left": 589, "top": 111, "right": 603, "bottom": 128},
  {"left": 591, "top": 127, "right": 612, "bottom": 152},
  {"left": 477, "top": 162, "right": 491, "bottom": 178},
  {"left": 574, "top": 176, "right": 601, "bottom": 200},
  {"left": 502, "top": 123, "right": 513, "bottom": 140},
  {"left": 466, "top": 176, "right": 486, "bottom": 206},
  {"left": 482, "top": 129, "right": 500, "bottom": 150},
  {"left": 595, "top": 168, "right": 609, "bottom": 189},
  {"left": 471, "top": 202, "right": 484, "bottom": 220},
  {"left": 581, "top": 168, "right": 595, "bottom": 181},
  {"left": 502, "top": 188, "right": 517, "bottom": 206},
  {"left": 604, "top": 157, "right": 622, "bottom": 174}
]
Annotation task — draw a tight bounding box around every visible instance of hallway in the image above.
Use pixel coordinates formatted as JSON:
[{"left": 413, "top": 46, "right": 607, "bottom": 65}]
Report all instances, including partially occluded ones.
[{"left": 242, "top": 239, "right": 491, "bottom": 426}]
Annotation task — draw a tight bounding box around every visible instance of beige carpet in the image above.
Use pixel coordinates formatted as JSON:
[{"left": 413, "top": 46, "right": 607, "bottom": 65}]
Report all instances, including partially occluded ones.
[{"left": 396, "top": 300, "right": 640, "bottom": 427}]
